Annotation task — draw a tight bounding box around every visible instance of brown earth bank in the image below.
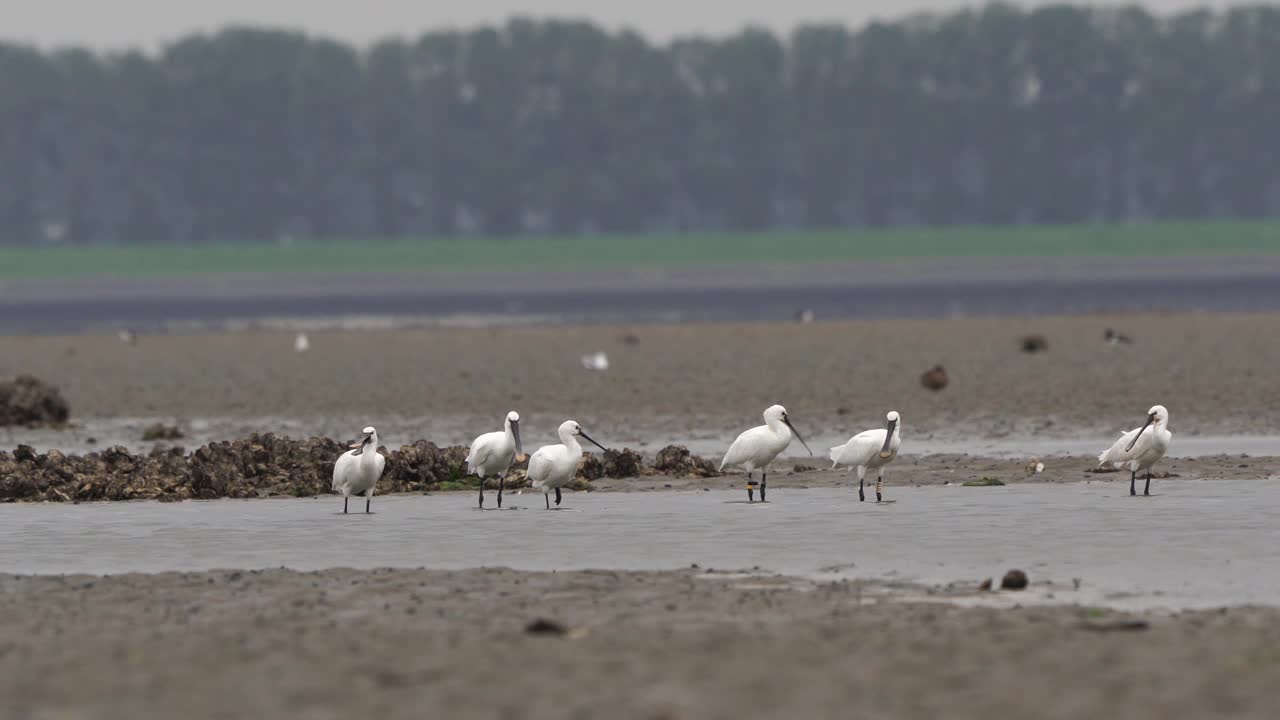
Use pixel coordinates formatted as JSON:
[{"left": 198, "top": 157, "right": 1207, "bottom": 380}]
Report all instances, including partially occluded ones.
[
  {"left": 1, "top": 433, "right": 1275, "bottom": 502},
  {"left": 1, "top": 568, "right": 1277, "bottom": 720},
  {"left": 2, "top": 313, "right": 1280, "bottom": 437}
]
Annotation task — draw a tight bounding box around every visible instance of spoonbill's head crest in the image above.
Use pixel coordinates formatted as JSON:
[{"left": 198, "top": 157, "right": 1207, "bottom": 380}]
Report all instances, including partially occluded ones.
[
  {"left": 1126, "top": 406, "right": 1168, "bottom": 451},
  {"left": 350, "top": 427, "right": 376, "bottom": 451},
  {"left": 561, "top": 419, "right": 608, "bottom": 452},
  {"left": 880, "top": 412, "right": 900, "bottom": 457},
  {"left": 764, "top": 405, "right": 812, "bottom": 456},
  {"left": 507, "top": 412, "right": 524, "bottom": 457}
]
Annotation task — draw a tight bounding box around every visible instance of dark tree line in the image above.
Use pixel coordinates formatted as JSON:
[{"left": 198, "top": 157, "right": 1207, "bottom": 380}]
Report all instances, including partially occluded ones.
[{"left": 3, "top": 3, "right": 1280, "bottom": 246}]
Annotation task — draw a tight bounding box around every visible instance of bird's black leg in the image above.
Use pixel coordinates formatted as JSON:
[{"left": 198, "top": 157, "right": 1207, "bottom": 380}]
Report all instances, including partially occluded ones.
[
  {"left": 1144, "top": 470, "right": 1151, "bottom": 497},
  {"left": 760, "top": 472, "right": 767, "bottom": 502},
  {"left": 498, "top": 476, "right": 504, "bottom": 508},
  {"left": 555, "top": 487, "right": 562, "bottom": 506},
  {"left": 859, "top": 472, "right": 865, "bottom": 502},
  {"left": 545, "top": 493, "right": 551, "bottom": 510},
  {"left": 365, "top": 492, "right": 372, "bottom": 514},
  {"left": 876, "top": 470, "right": 883, "bottom": 503},
  {"left": 478, "top": 476, "right": 485, "bottom": 508},
  {"left": 1130, "top": 471, "right": 1136, "bottom": 496},
  {"left": 343, "top": 496, "right": 349, "bottom": 514},
  {"left": 746, "top": 471, "right": 756, "bottom": 503}
]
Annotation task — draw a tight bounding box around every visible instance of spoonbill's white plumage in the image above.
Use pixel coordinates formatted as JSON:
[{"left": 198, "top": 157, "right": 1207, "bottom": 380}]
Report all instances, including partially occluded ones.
[
  {"left": 526, "top": 420, "right": 608, "bottom": 509},
  {"left": 1097, "top": 405, "right": 1172, "bottom": 496},
  {"left": 467, "top": 411, "right": 524, "bottom": 509},
  {"left": 293, "top": 332, "right": 310, "bottom": 353},
  {"left": 719, "top": 404, "right": 812, "bottom": 502},
  {"left": 830, "top": 411, "right": 902, "bottom": 502},
  {"left": 332, "top": 426, "right": 385, "bottom": 514}
]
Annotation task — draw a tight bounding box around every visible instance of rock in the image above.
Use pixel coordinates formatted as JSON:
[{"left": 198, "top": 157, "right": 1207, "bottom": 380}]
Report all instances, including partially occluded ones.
[
  {"left": 387, "top": 440, "right": 469, "bottom": 491},
  {"left": 601, "top": 448, "right": 645, "bottom": 478},
  {"left": 1079, "top": 619, "right": 1149, "bottom": 633},
  {"left": 1019, "top": 335, "right": 1048, "bottom": 353},
  {"left": 577, "top": 453, "right": 605, "bottom": 481},
  {"left": 920, "top": 365, "right": 948, "bottom": 391},
  {"left": 142, "top": 423, "right": 184, "bottom": 441},
  {"left": 791, "top": 464, "right": 817, "bottom": 474},
  {"left": 0, "top": 375, "right": 71, "bottom": 427},
  {"left": 1104, "top": 328, "right": 1133, "bottom": 345},
  {"left": 978, "top": 578, "right": 993, "bottom": 591},
  {"left": 0, "top": 436, "right": 722, "bottom": 503},
  {"left": 524, "top": 618, "right": 568, "bottom": 636},
  {"left": 652, "top": 445, "right": 719, "bottom": 477},
  {"left": 1000, "top": 570, "right": 1029, "bottom": 590}
]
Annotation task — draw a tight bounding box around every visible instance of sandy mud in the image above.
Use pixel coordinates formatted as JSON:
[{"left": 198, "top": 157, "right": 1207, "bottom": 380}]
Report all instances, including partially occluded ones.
[{"left": 1, "top": 568, "right": 1277, "bottom": 720}]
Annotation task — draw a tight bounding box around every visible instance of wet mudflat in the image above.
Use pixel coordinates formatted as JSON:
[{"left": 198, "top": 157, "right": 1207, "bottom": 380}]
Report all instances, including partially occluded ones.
[
  {"left": 5, "top": 480, "right": 1277, "bottom": 610},
  {"left": 5, "top": 566, "right": 1278, "bottom": 720}
]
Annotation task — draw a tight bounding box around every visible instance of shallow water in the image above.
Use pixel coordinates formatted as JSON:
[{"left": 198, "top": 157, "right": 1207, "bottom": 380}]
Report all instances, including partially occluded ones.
[
  {"left": 8, "top": 258, "right": 1280, "bottom": 333},
  {"left": 3, "top": 481, "right": 1276, "bottom": 610},
  {"left": 6, "top": 415, "right": 1278, "bottom": 460}
]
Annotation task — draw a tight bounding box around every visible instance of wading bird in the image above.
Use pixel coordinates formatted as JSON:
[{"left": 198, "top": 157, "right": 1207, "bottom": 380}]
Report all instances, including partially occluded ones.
[
  {"left": 527, "top": 420, "right": 608, "bottom": 509},
  {"left": 332, "top": 426, "right": 385, "bottom": 513},
  {"left": 467, "top": 411, "right": 524, "bottom": 508},
  {"left": 1097, "top": 405, "right": 1172, "bottom": 496},
  {"left": 830, "top": 411, "right": 902, "bottom": 502},
  {"left": 720, "top": 405, "right": 813, "bottom": 502}
]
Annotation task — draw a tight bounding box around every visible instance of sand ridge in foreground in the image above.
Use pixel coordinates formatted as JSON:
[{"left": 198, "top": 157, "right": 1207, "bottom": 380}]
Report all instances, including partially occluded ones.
[{"left": 1, "top": 568, "right": 1276, "bottom": 720}]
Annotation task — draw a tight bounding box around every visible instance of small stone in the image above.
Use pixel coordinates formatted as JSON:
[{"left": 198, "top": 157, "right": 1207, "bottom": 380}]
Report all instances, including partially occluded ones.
[
  {"left": 142, "top": 423, "right": 184, "bottom": 441},
  {"left": 525, "top": 618, "right": 568, "bottom": 636},
  {"left": 1001, "top": 570, "right": 1029, "bottom": 590}
]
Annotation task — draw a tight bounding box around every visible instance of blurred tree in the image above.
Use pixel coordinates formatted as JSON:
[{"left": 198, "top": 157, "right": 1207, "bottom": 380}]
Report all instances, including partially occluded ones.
[{"left": 2, "top": 7, "right": 1280, "bottom": 245}]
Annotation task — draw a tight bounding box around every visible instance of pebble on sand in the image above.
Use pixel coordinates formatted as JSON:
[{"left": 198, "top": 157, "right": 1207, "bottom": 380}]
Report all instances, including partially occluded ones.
[
  {"left": 920, "top": 365, "right": 948, "bottom": 391},
  {"left": 142, "top": 423, "right": 185, "bottom": 441},
  {"left": 525, "top": 619, "right": 568, "bottom": 636},
  {"left": 1019, "top": 335, "right": 1048, "bottom": 353},
  {"left": 1001, "top": 570, "right": 1030, "bottom": 590}
]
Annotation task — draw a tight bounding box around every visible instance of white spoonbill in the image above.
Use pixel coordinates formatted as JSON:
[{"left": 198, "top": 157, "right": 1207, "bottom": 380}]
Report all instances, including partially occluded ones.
[
  {"left": 332, "top": 426, "right": 385, "bottom": 514},
  {"left": 830, "top": 411, "right": 902, "bottom": 502},
  {"left": 526, "top": 420, "right": 608, "bottom": 509},
  {"left": 467, "top": 410, "right": 524, "bottom": 509},
  {"left": 1097, "top": 405, "right": 1172, "bottom": 496},
  {"left": 719, "top": 405, "right": 812, "bottom": 502}
]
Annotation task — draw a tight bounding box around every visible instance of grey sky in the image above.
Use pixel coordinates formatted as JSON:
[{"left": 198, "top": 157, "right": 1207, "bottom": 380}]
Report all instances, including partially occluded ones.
[{"left": 1, "top": 0, "right": 1249, "bottom": 50}]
